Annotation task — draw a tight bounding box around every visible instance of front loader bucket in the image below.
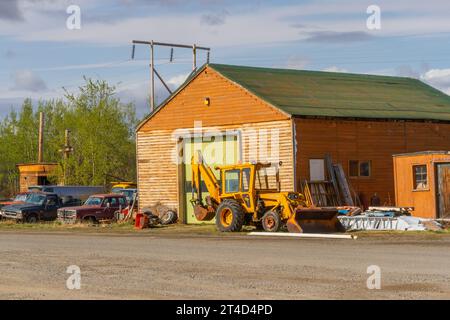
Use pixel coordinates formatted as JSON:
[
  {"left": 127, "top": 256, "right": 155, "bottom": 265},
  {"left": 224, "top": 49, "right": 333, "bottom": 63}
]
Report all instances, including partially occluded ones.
[
  {"left": 193, "top": 204, "right": 215, "bottom": 221},
  {"left": 287, "top": 208, "right": 343, "bottom": 233}
]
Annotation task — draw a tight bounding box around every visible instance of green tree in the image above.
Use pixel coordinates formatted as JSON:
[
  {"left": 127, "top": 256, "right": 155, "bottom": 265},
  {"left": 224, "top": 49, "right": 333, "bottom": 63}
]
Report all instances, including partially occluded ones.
[{"left": 0, "top": 79, "right": 138, "bottom": 196}]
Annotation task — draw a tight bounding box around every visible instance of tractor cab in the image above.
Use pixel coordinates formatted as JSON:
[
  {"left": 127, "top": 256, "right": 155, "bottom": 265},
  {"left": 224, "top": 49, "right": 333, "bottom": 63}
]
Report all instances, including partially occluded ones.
[{"left": 216, "top": 162, "right": 282, "bottom": 213}]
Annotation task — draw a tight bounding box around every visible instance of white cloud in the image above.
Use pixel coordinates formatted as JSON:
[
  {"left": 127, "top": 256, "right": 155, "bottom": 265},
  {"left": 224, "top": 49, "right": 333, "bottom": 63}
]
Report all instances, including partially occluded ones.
[
  {"left": 116, "top": 72, "right": 189, "bottom": 116},
  {"left": 421, "top": 68, "right": 450, "bottom": 95},
  {"left": 11, "top": 70, "right": 47, "bottom": 92},
  {"left": 286, "top": 55, "right": 310, "bottom": 70},
  {"left": 323, "top": 66, "right": 349, "bottom": 73},
  {"left": 166, "top": 73, "right": 189, "bottom": 87},
  {"left": 1, "top": 0, "right": 449, "bottom": 47}
]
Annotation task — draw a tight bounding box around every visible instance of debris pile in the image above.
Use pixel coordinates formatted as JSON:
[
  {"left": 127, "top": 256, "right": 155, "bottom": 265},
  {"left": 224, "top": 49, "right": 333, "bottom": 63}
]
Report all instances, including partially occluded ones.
[{"left": 338, "top": 207, "right": 444, "bottom": 231}]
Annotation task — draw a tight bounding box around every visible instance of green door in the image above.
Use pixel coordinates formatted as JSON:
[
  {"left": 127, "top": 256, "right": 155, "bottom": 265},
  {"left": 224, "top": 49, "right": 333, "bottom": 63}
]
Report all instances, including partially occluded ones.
[{"left": 183, "top": 135, "right": 239, "bottom": 224}]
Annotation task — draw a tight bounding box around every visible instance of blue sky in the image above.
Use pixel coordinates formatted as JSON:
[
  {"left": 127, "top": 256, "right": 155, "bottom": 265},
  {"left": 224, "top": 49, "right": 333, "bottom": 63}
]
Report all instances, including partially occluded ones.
[{"left": 1, "top": 0, "right": 450, "bottom": 118}]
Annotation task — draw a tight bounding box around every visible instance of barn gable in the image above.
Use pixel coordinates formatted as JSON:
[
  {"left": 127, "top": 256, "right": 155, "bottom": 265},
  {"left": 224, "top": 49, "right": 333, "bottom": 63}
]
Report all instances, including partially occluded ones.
[{"left": 137, "top": 66, "right": 289, "bottom": 133}]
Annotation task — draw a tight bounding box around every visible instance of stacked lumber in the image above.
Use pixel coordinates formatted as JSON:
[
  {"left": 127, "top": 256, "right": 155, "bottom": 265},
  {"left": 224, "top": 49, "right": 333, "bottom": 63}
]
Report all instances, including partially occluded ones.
[{"left": 301, "top": 154, "right": 360, "bottom": 207}]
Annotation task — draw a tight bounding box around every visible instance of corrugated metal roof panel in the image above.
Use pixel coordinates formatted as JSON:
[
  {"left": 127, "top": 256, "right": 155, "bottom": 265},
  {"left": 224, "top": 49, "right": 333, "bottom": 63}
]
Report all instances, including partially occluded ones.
[{"left": 209, "top": 63, "right": 450, "bottom": 121}]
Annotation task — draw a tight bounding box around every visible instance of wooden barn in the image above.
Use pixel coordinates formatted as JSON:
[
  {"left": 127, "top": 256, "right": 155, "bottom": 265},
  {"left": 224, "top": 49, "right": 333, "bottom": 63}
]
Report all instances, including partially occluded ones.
[{"left": 136, "top": 64, "right": 450, "bottom": 222}]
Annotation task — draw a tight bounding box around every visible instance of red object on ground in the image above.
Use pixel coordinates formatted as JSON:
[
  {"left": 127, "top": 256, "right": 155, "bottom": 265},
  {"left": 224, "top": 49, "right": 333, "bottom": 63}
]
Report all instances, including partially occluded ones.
[{"left": 134, "top": 213, "right": 148, "bottom": 229}]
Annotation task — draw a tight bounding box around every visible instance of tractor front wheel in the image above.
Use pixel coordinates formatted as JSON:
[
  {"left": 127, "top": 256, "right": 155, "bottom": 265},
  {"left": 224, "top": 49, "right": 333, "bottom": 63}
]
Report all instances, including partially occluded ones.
[
  {"left": 215, "top": 200, "right": 245, "bottom": 232},
  {"left": 261, "top": 211, "right": 281, "bottom": 232}
]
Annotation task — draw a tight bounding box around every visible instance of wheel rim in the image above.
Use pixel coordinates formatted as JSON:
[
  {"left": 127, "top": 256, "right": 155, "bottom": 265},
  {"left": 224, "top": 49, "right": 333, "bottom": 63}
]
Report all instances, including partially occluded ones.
[
  {"left": 220, "top": 208, "right": 233, "bottom": 227},
  {"left": 264, "top": 215, "right": 276, "bottom": 230}
]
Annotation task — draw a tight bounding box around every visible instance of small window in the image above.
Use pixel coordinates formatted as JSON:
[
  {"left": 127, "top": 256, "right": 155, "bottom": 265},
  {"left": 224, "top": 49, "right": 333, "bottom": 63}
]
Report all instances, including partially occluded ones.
[
  {"left": 413, "top": 165, "right": 428, "bottom": 190},
  {"left": 110, "top": 198, "right": 118, "bottom": 207},
  {"left": 119, "top": 197, "right": 127, "bottom": 207},
  {"left": 349, "top": 160, "right": 359, "bottom": 177},
  {"left": 225, "top": 169, "right": 240, "bottom": 193},
  {"left": 349, "top": 160, "right": 371, "bottom": 177},
  {"left": 242, "top": 168, "right": 251, "bottom": 192},
  {"left": 46, "top": 197, "right": 57, "bottom": 206},
  {"left": 359, "top": 161, "right": 371, "bottom": 177}
]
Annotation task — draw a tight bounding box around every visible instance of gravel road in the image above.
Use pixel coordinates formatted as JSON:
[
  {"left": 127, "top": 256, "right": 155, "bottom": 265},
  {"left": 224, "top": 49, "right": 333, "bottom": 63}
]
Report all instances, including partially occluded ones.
[{"left": 0, "top": 231, "right": 449, "bottom": 299}]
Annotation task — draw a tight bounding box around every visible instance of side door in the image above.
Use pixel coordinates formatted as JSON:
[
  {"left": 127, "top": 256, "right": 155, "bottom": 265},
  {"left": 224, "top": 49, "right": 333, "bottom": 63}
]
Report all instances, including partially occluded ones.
[
  {"left": 44, "top": 196, "right": 59, "bottom": 220},
  {"left": 99, "top": 198, "right": 111, "bottom": 220},
  {"left": 436, "top": 163, "right": 450, "bottom": 219},
  {"left": 102, "top": 197, "right": 119, "bottom": 219},
  {"left": 109, "top": 197, "right": 121, "bottom": 219},
  {"left": 239, "top": 168, "right": 255, "bottom": 213}
]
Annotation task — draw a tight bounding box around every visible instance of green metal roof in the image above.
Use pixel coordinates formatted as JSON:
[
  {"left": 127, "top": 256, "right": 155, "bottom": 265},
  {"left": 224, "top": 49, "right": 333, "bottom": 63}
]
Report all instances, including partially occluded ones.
[{"left": 209, "top": 63, "right": 450, "bottom": 121}]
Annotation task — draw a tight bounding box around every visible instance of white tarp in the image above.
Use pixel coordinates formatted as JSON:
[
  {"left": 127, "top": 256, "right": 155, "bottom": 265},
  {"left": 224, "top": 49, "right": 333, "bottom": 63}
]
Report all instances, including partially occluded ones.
[{"left": 337, "top": 215, "right": 441, "bottom": 231}]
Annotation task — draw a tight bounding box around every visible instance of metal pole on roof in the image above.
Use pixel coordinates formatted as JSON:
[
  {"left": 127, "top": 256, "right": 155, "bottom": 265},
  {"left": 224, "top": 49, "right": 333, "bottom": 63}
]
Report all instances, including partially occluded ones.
[
  {"left": 131, "top": 40, "right": 211, "bottom": 112},
  {"left": 150, "top": 40, "right": 155, "bottom": 112},
  {"left": 193, "top": 44, "right": 197, "bottom": 71}
]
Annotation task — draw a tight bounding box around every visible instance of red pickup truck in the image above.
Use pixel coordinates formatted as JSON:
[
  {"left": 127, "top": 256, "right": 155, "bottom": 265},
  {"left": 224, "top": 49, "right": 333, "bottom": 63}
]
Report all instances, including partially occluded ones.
[{"left": 57, "top": 194, "right": 127, "bottom": 223}]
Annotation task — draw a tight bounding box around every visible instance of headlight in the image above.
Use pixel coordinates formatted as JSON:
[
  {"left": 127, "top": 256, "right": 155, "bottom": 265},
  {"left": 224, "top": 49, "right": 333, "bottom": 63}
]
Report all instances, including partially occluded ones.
[{"left": 287, "top": 193, "right": 299, "bottom": 200}]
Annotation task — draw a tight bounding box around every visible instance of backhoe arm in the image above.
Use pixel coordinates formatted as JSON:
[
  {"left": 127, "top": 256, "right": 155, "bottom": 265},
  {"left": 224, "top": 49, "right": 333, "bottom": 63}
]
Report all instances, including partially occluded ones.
[{"left": 190, "top": 150, "right": 220, "bottom": 221}]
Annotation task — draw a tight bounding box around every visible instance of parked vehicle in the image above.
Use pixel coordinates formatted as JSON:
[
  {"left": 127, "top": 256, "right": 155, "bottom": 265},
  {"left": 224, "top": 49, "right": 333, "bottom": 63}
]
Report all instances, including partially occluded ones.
[
  {"left": 111, "top": 182, "right": 137, "bottom": 194},
  {"left": 118, "top": 188, "right": 137, "bottom": 206},
  {"left": 0, "top": 192, "right": 28, "bottom": 210},
  {"left": 0, "top": 192, "right": 77, "bottom": 223},
  {"left": 28, "top": 185, "right": 105, "bottom": 202},
  {"left": 57, "top": 194, "right": 128, "bottom": 223},
  {"left": 190, "top": 150, "right": 340, "bottom": 233}
]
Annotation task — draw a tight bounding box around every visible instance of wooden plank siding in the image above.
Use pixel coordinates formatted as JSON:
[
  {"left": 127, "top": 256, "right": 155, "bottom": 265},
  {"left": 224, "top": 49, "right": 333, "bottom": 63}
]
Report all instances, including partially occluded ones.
[
  {"left": 138, "top": 66, "right": 288, "bottom": 133},
  {"left": 137, "top": 66, "right": 294, "bottom": 221},
  {"left": 294, "top": 118, "right": 450, "bottom": 207},
  {"left": 137, "top": 120, "right": 294, "bottom": 221},
  {"left": 394, "top": 153, "right": 450, "bottom": 218}
]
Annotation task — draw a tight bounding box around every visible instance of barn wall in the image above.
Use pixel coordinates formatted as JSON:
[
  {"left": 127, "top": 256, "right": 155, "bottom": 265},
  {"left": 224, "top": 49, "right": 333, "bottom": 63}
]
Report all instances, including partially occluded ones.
[
  {"left": 137, "top": 120, "right": 294, "bottom": 220},
  {"left": 294, "top": 118, "right": 450, "bottom": 207}
]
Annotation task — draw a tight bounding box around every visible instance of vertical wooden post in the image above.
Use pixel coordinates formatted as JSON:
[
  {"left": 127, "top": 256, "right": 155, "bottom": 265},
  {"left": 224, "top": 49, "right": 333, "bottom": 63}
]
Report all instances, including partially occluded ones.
[
  {"left": 38, "top": 112, "right": 44, "bottom": 163},
  {"left": 63, "top": 129, "right": 70, "bottom": 185},
  {"left": 150, "top": 40, "right": 155, "bottom": 112}
]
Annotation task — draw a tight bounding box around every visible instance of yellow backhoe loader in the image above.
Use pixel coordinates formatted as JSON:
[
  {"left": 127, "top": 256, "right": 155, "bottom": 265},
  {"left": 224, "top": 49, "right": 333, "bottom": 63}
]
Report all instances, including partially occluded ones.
[{"left": 190, "top": 150, "right": 342, "bottom": 233}]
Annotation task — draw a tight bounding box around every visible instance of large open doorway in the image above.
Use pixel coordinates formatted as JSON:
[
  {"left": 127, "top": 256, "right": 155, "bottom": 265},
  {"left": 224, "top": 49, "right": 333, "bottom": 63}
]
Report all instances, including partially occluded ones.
[{"left": 181, "top": 133, "right": 240, "bottom": 224}]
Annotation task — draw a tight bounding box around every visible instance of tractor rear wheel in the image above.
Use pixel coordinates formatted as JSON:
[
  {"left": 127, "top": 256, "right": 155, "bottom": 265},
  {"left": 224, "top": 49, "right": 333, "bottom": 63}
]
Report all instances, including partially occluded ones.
[
  {"left": 215, "top": 200, "right": 245, "bottom": 232},
  {"left": 261, "top": 211, "right": 281, "bottom": 232}
]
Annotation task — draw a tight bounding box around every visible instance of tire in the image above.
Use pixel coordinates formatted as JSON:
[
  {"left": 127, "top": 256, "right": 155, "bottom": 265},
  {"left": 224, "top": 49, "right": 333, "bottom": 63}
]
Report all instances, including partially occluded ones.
[
  {"left": 261, "top": 211, "right": 281, "bottom": 232},
  {"left": 215, "top": 200, "right": 245, "bottom": 232},
  {"left": 26, "top": 214, "right": 38, "bottom": 224},
  {"left": 83, "top": 216, "right": 97, "bottom": 224},
  {"left": 142, "top": 209, "right": 154, "bottom": 216},
  {"left": 160, "top": 210, "right": 178, "bottom": 225}
]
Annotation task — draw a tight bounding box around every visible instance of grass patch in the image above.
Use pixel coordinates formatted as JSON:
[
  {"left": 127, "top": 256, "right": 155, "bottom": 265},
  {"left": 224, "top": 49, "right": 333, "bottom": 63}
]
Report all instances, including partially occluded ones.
[
  {"left": 1, "top": 219, "right": 448, "bottom": 238},
  {"left": 0, "top": 219, "right": 136, "bottom": 233},
  {"left": 350, "top": 229, "right": 450, "bottom": 239},
  {"left": 0, "top": 219, "right": 253, "bottom": 236}
]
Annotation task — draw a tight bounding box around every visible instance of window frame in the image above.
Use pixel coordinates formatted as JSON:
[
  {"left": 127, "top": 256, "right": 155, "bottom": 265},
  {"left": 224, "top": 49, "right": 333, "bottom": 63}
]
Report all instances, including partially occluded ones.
[
  {"left": 412, "top": 164, "right": 429, "bottom": 191},
  {"left": 223, "top": 169, "right": 241, "bottom": 194},
  {"left": 348, "top": 160, "right": 372, "bottom": 178},
  {"left": 241, "top": 168, "right": 251, "bottom": 192}
]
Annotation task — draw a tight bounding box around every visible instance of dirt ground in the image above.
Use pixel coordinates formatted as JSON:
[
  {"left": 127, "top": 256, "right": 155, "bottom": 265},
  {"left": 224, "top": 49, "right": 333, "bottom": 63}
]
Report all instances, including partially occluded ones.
[{"left": 0, "top": 225, "right": 449, "bottom": 300}]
